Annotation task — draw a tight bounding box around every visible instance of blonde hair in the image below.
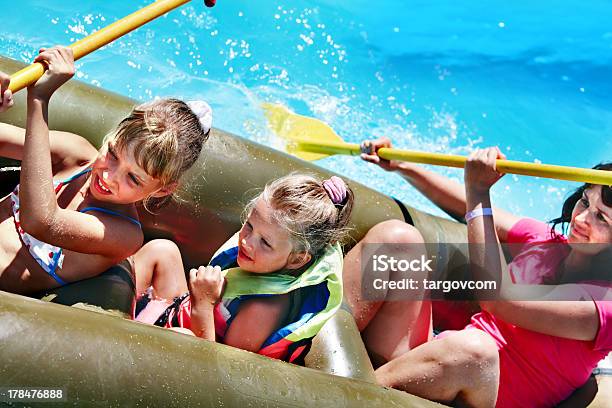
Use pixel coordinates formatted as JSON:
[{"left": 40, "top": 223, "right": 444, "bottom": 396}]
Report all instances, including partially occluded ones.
[
  {"left": 103, "top": 98, "right": 209, "bottom": 210},
  {"left": 245, "top": 173, "right": 354, "bottom": 256}
]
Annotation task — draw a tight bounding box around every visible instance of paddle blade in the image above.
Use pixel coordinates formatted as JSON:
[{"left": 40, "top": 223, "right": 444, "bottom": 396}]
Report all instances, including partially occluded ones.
[{"left": 262, "top": 103, "right": 344, "bottom": 161}]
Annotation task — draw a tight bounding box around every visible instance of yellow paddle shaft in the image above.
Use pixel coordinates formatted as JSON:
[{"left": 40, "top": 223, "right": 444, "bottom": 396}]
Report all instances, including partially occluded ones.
[
  {"left": 8, "top": 0, "right": 192, "bottom": 93},
  {"left": 293, "top": 140, "right": 612, "bottom": 185}
]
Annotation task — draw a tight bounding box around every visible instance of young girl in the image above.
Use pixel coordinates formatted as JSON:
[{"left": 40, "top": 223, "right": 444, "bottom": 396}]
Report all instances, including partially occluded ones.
[
  {"left": 0, "top": 46, "right": 210, "bottom": 295},
  {"left": 133, "top": 173, "right": 354, "bottom": 363},
  {"left": 356, "top": 137, "right": 611, "bottom": 407}
]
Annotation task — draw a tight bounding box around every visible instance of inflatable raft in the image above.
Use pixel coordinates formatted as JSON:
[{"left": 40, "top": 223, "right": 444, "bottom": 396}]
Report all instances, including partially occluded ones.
[{"left": 0, "top": 56, "right": 609, "bottom": 407}]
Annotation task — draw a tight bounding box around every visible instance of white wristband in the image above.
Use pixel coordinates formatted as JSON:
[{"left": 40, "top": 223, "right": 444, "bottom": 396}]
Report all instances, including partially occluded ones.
[{"left": 465, "top": 207, "right": 493, "bottom": 222}]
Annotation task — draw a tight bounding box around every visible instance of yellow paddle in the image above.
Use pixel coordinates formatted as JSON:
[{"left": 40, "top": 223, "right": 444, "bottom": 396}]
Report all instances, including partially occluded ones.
[
  {"left": 8, "top": 0, "right": 207, "bottom": 93},
  {"left": 263, "top": 103, "right": 612, "bottom": 186}
]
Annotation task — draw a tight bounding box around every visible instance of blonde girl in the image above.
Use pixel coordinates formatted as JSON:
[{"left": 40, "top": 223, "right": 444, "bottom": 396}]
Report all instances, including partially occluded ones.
[
  {"left": 133, "top": 174, "right": 354, "bottom": 363},
  {"left": 0, "top": 46, "right": 210, "bottom": 294}
]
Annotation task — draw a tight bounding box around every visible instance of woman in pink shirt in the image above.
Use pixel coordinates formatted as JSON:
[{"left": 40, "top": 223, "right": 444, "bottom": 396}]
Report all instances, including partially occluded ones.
[{"left": 349, "top": 137, "right": 611, "bottom": 407}]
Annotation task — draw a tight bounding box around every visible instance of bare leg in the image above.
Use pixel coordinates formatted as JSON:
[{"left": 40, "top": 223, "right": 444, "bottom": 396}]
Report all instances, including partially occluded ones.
[
  {"left": 363, "top": 298, "right": 433, "bottom": 366},
  {"left": 346, "top": 221, "right": 499, "bottom": 406},
  {"left": 343, "top": 220, "right": 426, "bottom": 328},
  {"left": 343, "top": 220, "right": 433, "bottom": 364},
  {"left": 132, "top": 239, "right": 188, "bottom": 298},
  {"left": 375, "top": 329, "right": 500, "bottom": 408}
]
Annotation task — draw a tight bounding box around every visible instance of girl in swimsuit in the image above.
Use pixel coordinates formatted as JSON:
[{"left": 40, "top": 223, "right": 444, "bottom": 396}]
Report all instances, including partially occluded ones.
[
  {"left": 132, "top": 174, "right": 354, "bottom": 362},
  {"left": 352, "top": 137, "right": 611, "bottom": 407},
  {"left": 0, "top": 47, "right": 210, "bottom": 294}
]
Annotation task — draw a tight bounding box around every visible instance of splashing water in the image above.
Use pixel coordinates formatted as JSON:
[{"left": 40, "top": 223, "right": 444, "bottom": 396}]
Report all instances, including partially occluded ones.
[{"left": 1, "top": 0, "right": 611, "bottom": 221}]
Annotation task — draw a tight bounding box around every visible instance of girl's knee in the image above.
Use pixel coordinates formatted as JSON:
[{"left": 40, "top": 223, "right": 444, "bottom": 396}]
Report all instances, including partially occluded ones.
[
  {"left": 447, "top": 330, "right": 500, "bottom": 406},
  {"left": 141, "top": 239, "right": 182, "bottom": 263},
  {"left": 448, "top": 330, "right": 498, "bottom": 364},
  {"left": 145, "top": 239, "right": 180, "bottom": 255},
  {"left": 136, "top": 239, "right": 187, "bottom": 297},
  {"left": 365, "top": 220, "right": 424, "bottom": 245}
]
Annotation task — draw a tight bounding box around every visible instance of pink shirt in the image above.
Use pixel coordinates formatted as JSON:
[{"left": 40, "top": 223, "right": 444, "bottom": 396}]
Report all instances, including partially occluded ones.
[{"left": 468, "top": 218, "right": 611, "bottom": 407}]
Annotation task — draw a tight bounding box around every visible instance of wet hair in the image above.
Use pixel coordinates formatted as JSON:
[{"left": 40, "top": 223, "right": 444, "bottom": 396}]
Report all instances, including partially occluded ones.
[
  {"left": 244, "top": 173, "right": 354, "bottom": 257},
  {"left": 549, "top": 162, "right": 612, "bottom": 237},
  {"left": 103, "top": 98, "right": 209, "bottom": 210}
]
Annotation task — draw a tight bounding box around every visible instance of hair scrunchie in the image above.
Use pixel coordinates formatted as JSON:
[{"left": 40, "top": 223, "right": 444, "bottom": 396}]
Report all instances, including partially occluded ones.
[
  {"left": 186, "top": 100, "right": 213, "bottom": 134},
  {"left": 323, "top": 176, "right": 348, "bottom": 205}
]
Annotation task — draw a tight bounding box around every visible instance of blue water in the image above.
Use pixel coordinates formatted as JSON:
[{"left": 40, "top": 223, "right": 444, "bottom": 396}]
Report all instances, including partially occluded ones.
[{"left": 2, "top": 0, "right": 611, "bottom": 221}]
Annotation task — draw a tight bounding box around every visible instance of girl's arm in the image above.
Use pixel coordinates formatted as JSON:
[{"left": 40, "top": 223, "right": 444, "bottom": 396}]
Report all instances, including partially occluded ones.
[
  {"left": 188, "top": 265, "right": 290, "bottom": 351},
  {"left": 0, "top": 122, "right": 97, "bottom": 171},
  {"left": 18, "top": 46, "right": 141, "bottom": 260},
  {"left": 0, "top": 71, "right": 14, "bottom": 112},
  {"left": 190, "top": 304, "right": 216, "bottom": 341},
  {"left": 1, "top": 66, "right": 95, "bottom": 166},
  {"left": 222, "top": 295, "right": 289, "bottom": 353},
  {"left": 189, "top": 266, "right": 224, "bottom": 341},
  {"left": 464, "top": 147, "right": 604, "bottom": 341},
  {"left": 481, "top": 288, "right": 603, "bottom": 341},
  {"left": 361, "top": 137, "right": 521, "bottom": 241}
]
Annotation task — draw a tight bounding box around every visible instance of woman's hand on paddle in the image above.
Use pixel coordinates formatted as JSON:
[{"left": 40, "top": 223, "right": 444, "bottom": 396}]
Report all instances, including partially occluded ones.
[
  {"left": 464, "top": 147, "right": 506, "bottom": 193},
  {"left": 360, "top": 137, "right": 406, "bottom": 172},
  {"left": 0, "top": 71, "right": 14, "bottom": 113},
  {"left": 28, "top": 46, "right": 75, "bottom": 101},
  {"left": 189, "top": 265, "right": 225, "bottom": 307}
]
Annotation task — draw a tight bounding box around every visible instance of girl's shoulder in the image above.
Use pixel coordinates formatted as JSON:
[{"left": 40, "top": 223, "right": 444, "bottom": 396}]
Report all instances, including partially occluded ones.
[
  {"left": 79, "top": 204, "right": 142, "bottom": 234},
  {"left": 52, "top": 159, "right": 93, "bottom": 181},
  {"left": 231, "top": 293, "right": 291, "bottom": 328},
  {"left": 48, "top": 130, "right": 98, "bottom": 170}
]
